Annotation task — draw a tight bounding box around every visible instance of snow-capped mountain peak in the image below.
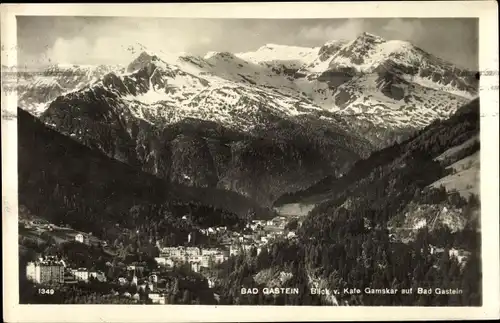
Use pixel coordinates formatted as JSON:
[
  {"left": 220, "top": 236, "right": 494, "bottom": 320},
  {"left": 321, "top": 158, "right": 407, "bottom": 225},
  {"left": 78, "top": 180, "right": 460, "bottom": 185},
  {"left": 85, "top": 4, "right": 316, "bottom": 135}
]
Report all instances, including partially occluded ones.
[
  {"left": 126, "top": 51, "right": 164, "bottom": 73},
  {"left": 203, "top": 51, "right": 220, "bottom": 60},
  {"left": 20, "top": 33, "right": 477, "bottom": 139},
  {"left": 358, "top": 31, "right": 387, "bottom": 42},
  {"left": 236, "top": 44, "right": 319, "bottom": 69},
  {"left": 17, "top": 63, "right": 125, "bottom": 115},
  {"left": 204, "top": 51, "right": 238, "bottom": 62}
]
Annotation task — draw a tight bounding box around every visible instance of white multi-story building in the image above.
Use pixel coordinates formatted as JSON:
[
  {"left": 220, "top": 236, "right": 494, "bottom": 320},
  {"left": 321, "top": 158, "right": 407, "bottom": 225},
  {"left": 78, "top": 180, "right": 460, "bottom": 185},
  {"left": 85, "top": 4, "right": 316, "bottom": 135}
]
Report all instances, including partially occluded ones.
[
  {"left": 26, "top": 260, "right": 64, "bottom": 284},
  {"left": 71, "top": 268, "right": 90, "bottom": 282},
  {"left": 214, "top": 254, "right": 226, "bottom": 264},
  {"left": 161, "top": 246, "right": 200, "bottom": 260},
  {"left": 171, "top": 247, "right": 183, "bottom": 258},
  {"left": 201, "top": 248, "right": 220, "bottom": 256},
  {"left": 186, "top": 255, "right": 200, "bottom": 266},
  {"left": 229, "top": 245, "right": 241, "bottom": 256},
  {"left": 191, "top": 262, "right": 201, "bottom": 273},
  {"left": 200, "top": 255, "right": 210, "bottom": 268},
  {"left": 89, "top": 271, "right": 106, "bottom": 282},
  {"left": 154, "top": 257, "right": 167, "bottom": 266},
  {"left": 148, "top": 293, "right": 166, "bottom": 305},
  {"left": 165, "top": 259, "right": 175, "bottom": 268},
  {"left": 155, "top": 257, "right": 175, "bottom": 268},
  {"left": 160, "top": 247, "right": 181, "bottom": 258},
  {"left": 75, "top": 233, "right": 84, "bottom": 243},
  {"left": 186, "top": 247, "right": 201, "bottom": 257}
]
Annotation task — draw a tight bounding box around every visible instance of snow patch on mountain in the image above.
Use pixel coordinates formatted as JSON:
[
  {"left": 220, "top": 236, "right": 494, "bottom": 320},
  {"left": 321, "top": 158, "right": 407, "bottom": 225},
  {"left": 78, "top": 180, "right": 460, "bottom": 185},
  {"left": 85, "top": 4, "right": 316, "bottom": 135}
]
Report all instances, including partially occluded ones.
[
  {"left": 20, "top": 32, "right": 477, "bottom": 138},
  {"left": 18, "top": 64, "right": 124, "bottom": 115},
  {"left": 236, "top": 44, "right": 320, "bottom": 69}
]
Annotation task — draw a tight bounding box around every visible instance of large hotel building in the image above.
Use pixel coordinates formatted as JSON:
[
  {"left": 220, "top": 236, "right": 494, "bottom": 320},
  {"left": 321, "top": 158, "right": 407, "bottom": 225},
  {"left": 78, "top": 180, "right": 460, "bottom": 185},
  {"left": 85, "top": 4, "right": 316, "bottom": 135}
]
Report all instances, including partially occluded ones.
[{"left": 26, "top": 258, "right": 65, "bottom": 284}]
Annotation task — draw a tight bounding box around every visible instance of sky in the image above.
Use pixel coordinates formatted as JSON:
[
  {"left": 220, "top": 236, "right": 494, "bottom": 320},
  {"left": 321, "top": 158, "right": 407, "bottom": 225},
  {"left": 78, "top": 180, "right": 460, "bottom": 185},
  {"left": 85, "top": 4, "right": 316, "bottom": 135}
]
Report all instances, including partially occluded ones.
[{"left": 17, "top": 17, "right": 479, "bottom": 70}]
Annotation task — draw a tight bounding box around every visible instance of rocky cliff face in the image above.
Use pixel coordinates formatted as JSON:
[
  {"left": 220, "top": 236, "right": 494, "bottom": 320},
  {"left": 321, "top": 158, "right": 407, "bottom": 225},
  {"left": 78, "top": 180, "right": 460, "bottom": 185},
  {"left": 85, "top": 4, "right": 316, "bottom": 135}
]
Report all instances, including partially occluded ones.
[{"left": 41, "top": 90, "right": 369, "bottom": 207}]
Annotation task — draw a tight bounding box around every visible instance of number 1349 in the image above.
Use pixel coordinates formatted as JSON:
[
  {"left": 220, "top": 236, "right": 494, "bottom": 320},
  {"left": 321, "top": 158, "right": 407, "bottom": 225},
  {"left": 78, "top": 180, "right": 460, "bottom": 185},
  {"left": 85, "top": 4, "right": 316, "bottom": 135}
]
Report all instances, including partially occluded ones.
[{"left": 38, "top": 288, "right": 55, "bottom": 295}]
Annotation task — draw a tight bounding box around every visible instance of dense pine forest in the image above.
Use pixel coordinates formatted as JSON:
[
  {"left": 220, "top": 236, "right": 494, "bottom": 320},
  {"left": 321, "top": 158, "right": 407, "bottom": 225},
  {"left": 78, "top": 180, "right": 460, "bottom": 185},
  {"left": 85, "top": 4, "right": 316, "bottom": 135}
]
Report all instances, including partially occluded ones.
[{"left": 215, "top": 99, "right": 481, "bottom": 306}]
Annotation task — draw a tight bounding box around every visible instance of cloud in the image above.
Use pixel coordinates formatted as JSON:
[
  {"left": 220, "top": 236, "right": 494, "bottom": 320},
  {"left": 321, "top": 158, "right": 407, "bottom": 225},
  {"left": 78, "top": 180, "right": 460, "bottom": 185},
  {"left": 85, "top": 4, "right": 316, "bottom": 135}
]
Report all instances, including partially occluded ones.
[
  {"left": 297, "top": 20, "right": 366, "bottom": 42},
  {"left": 200, "top": 36, "right": 212, "bottom": 45},
  {"left": 44, "top": 36, "right": 132, "bottom": 66},
  {"left": 46, "top": 37, "right": 91, "bottom": 65},
  {"left": 41, "top": 20, "right": 200, "bottom": 66},
  {"left": 381, "top": 18, "right": 425, "bottom": 41},
  {"left": 21, "top": 17, "right": 477, "bottom": 70}
]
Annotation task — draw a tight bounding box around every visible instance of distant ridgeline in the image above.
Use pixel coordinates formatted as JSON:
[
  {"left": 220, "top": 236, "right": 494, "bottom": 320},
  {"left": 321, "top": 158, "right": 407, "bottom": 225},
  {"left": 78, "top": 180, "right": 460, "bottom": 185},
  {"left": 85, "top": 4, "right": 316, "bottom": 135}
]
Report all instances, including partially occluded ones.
[
  {"left": 17, "top": 108, "right": 274, "bottom": 245},
  {"left": 217, "top": 99, "right": 481, "bottom": 306}
]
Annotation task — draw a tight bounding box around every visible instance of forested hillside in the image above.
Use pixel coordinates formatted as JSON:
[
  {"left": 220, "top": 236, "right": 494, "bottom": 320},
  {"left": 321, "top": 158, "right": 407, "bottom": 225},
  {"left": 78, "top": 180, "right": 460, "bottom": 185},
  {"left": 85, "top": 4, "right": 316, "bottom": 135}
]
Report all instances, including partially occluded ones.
[
  {"left": 18, "top": 108, "right": 274, "bottom": 245},
  {"left": 217, "top": 99, "right": 481, "bottom": 306}
]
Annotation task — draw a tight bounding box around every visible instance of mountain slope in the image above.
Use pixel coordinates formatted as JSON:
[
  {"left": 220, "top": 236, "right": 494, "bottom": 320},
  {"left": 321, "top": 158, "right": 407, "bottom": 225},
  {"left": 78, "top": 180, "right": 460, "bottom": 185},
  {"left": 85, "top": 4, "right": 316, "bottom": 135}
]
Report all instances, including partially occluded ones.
[
  {"left": 294, "top": 99, "right": 481, "bottom": 306},
  {"left": 276, "top": 98, "right": 480, "bottom": 207},
  {"left": 302, "top": 32, "right": 477, "bottom": 97},
  {"left": 17, "top": 64, "right": 124, "bottom": 115},
  {"left": 18, "top": 108, "right": 276, "bottom": 242},
  {"left": 19, "top": 32, "right": 478, "bottom": 206},
  {"left": 218, "top": 99, "right": 481, "bottom": 306},
  {"left": 39, "top": 86, "right": 370, "bottom": 207},
  {"left": 21, "top": 33, "right": 477, "bottom": 138}
]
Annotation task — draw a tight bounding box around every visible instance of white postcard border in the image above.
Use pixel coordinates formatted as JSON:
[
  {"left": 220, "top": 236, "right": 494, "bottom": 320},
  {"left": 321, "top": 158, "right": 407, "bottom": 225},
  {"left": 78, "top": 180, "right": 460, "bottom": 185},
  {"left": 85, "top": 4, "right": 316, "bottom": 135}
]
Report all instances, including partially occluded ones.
[{"left": 2, "top": 2, "right": 499, "bottom": 322}]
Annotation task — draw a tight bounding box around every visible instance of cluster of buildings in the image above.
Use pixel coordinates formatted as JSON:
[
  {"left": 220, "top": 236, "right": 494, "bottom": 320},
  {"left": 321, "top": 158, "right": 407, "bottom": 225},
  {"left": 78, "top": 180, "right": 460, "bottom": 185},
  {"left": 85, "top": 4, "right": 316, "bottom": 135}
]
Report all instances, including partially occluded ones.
[
  {"left": 200, "top": 216, "right": 290, "bottom": 241},
  {"left": 248, "top": 217, "right": 288, "bottom": 230},
  {"left": 152, "top": 216, "right": 297, "bottom": 274},
  {"left": 67, "top": 268, "right": 107, "bottom": 283},
  {"left": 223, "top": 217, "right": 297, "bottom": 255},
  {"left": 19, "top": 218, "right": 50, "bottom": 230},
  {"left": 108, "top": 274, "right": 164, "bottom": 304},
  {"left": 116, "top": 271, "right": 157, "bottom": 288},
  {"left": 429, "top": 245, "right": 471, "bottom": 264},
  {"left": 74, "top": 233, "right": 103, "bottom": 247},
  {"left": 107, "top": 291, "right": 167, "bottom": 304},
  {"left": 147, "top": 292, "right": 167, "bottom": 304},
  {"left": 155, "top": 246, "right": 228, "bottom": 273},
  {"left": 200, "top": 226, "right": 227, "bottom": 235},
  {"left": 25, "top": 213, "right": 298, "bottom": 300},
  {"left": 25, "top": 256, "right": 106, "bottom": 285}
]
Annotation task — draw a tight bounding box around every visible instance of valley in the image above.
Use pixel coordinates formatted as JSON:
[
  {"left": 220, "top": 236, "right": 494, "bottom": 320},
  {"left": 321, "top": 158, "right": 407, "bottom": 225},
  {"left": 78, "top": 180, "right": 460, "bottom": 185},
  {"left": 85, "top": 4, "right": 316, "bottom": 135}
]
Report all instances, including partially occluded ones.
[{"left": 16, "top": 30, "right": 481, "bottom": 306}]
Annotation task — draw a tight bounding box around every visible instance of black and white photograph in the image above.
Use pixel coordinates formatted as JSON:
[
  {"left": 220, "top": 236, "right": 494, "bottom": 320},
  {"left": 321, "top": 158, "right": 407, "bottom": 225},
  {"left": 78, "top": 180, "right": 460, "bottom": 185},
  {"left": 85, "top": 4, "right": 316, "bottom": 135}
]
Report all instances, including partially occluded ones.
[{"left": 2, "top": 2, "right": 499, "bottom": 322}]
